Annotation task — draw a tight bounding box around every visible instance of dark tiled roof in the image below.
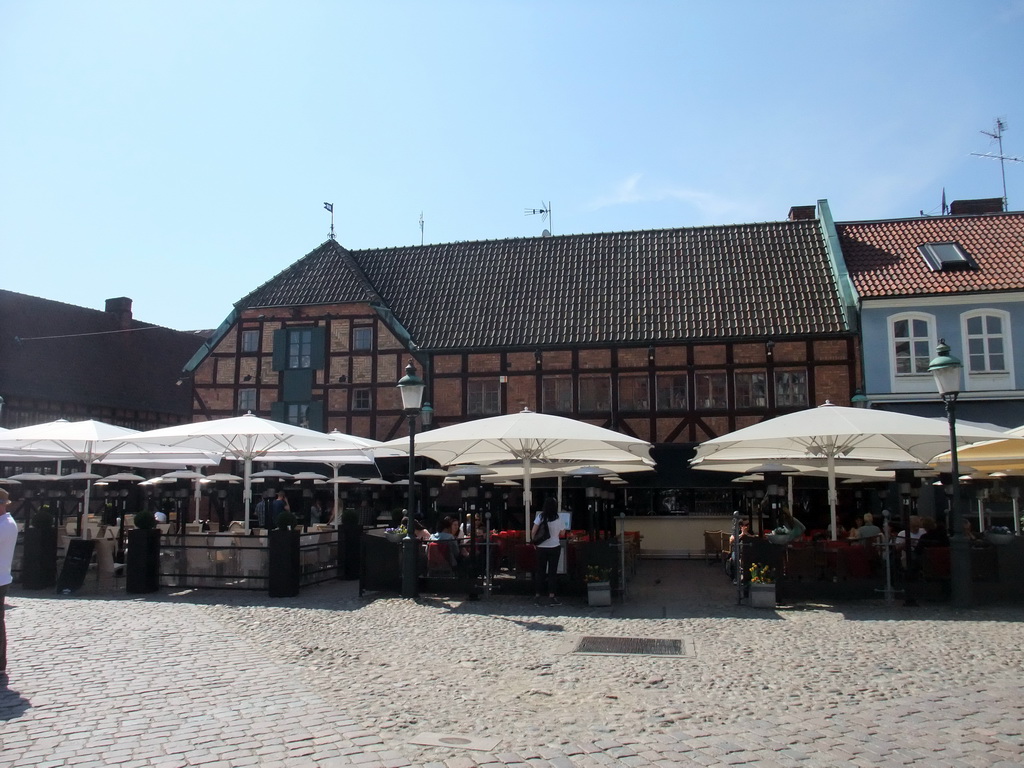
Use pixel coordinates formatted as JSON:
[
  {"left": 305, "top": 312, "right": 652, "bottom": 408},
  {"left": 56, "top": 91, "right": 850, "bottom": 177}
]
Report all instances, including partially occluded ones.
[
  {"left": 238, "top": 220, "right": 849, "bottom": 350},
  {"left": 839, "top": 212, "right": 1024, "bottom": 298},
  {"left": 0, "top": 290, "right": 207, "bottom": 416}
]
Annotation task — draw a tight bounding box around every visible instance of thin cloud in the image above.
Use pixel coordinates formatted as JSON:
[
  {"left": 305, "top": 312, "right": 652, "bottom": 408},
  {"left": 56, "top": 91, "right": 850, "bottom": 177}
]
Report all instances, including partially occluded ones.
[{"left": 586, "top": 173, "right": 754, "bottom": 223}]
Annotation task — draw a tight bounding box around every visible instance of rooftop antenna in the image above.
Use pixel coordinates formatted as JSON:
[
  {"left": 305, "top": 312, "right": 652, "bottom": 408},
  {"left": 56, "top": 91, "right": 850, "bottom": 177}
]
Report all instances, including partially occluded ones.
[
  {"left": 324, "top": 202, "right": 335, "bottom": 240},
  {"left": 419, "top": 211, "right": 424, "bottom": 246},
  {"left": 970, "top": 118, "right": 1022, "bottom": 211},
  {"left": 524, "top": 200, "right": 552, "bottom": 236}
]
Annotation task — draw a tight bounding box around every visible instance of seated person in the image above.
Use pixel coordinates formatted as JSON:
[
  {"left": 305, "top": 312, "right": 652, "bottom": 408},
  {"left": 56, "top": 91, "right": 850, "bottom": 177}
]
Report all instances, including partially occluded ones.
[
  {"left": 847, "top": 515, "right": 864, "bottom": 539},
  {"left": 728, "top": 520, "right": 754, "bottom": 547},
  {"left": 429, "top": 515, "right": 466, "bottom": 563},
  {"left": 895, "top": 515, "right": 924, "bottom": 550},
  {"left": 961, "top": 518, "right": 983, "bottom": 545},
  {"left": 915, "top": 516, "right": 948, "bottom": 551},
  {"left": 401, "top": 516, "right": 431, "bottom": 541},
  {"left": 856, "top": 513, "right": 881, "bottom": 542}
]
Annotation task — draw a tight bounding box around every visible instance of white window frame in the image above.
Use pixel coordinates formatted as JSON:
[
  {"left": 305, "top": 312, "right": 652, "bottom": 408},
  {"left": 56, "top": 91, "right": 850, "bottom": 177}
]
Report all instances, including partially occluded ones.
[
  {"left": 240, "top": 330, "right": 260, "bottom": 353},
  {"left": 774, "top": 369, "right": 808, "bottom": 407},
  {"left": 961, "top": 309, "right": 1013, "bottom": 392},
  {"left": 618, "top": 375, "right": 650, "bottom": 411},
  {"left": 888, "top": 312, "right": 936, "bottom": 394},
  {"left": 467, "top": 379, "right": 501, "bottom": 415},
  {"left": 735, "top": 371, "right": 767, "bottom": 409},
  {"left": 352, "top": 388, "right": 372, "bottom": 411},
  {"left": 656, "top": 374, "right": 688, "bottom": 411},
  {"left": 542, "top": 378, "right": 573, "bottom": 414},
  {"left": 287, "top": 328, "right": 313, "bottom": 369},
  {"left": 579, "top": 375, "right": 611, "bottom": 412},
  {"left": 352, "top": 326, "right": 373, "bottom": 351},
  {"left": 694, "top": 372, "right": 727, "bottom": 409},
  {"left": 237, "top": 388, "right": 257, "bottom": 413}
]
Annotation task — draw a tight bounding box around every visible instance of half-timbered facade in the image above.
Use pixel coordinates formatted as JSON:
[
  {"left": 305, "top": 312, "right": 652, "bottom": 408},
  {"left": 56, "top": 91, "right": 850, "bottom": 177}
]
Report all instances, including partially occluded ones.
[{"left": 184, "top": 200, "right": 861, "bottom": 499}]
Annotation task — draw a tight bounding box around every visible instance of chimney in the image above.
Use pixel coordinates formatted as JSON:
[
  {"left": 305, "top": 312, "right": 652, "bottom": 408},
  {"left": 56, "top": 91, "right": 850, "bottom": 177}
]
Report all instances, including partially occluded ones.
[
  {"left": 787, "top": 205, "right": 816, "bottom": 221},
  {"left": 949, "top": 198, "right": 1004, "bottom": 215},
  {"left": 105, "top": 297, "right": 134, "bottom": 329}
]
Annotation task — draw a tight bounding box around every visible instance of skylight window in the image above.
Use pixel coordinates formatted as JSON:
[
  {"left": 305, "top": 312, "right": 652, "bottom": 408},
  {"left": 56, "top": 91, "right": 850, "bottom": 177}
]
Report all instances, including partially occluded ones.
[{"left": 918, "top": 242, "right": 975, "bottom": 272}]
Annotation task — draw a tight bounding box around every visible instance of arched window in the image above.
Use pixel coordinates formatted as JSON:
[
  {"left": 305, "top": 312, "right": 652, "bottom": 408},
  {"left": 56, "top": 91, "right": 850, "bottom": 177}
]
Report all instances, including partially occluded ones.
[
  {"left": 890, "top": 313, "right": 934, "bottom": 376},
  {"left": 964, "top": 311, "right": 1007, "bottom": 373}
]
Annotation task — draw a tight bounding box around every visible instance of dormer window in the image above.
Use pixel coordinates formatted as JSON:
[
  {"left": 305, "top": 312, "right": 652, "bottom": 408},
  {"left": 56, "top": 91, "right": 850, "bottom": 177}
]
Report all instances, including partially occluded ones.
[{"left": 918, "top": 242, "right": 975, "bottom": 272}]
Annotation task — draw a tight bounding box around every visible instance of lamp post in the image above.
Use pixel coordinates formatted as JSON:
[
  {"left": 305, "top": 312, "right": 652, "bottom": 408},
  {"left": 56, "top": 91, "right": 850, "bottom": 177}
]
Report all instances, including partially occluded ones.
[
  {"left": 928, "top": 339, "right": 971, "bottom": 608},
  {"left": 397, "top": 361, "right": 425, "bottom": 599}
]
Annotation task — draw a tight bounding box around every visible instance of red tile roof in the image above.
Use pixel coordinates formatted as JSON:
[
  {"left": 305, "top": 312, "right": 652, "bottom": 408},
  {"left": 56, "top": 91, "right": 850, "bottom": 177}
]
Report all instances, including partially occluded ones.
[{"left": 838, "top": 212, "right": 1024, "bottom": 298}]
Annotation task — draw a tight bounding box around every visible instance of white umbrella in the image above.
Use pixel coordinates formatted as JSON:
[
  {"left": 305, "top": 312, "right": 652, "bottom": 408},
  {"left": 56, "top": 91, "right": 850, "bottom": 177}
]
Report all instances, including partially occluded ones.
[
  {"left": 692, "top": 402, "right": 1016, "bottom": 540},
  {"left": 122, "top": 413, "right": 378, "bottom": 531},
  {"left": 0, "top": 419, "right": 145, "bottom": 532},
  {"left": 379, "top": 408, "right": 652, "bottom": 540}
]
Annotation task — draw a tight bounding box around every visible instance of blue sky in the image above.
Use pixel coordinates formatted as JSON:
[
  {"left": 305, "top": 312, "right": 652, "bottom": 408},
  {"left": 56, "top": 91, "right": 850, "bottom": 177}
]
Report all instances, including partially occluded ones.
[{"left": 2, "top": 1, "right": 1022, "bottom": 331}]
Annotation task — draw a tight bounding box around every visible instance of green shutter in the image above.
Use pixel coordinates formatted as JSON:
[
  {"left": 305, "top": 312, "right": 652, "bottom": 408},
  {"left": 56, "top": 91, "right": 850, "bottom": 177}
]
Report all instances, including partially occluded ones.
[
  {"left": 310, "top": 326, "right": 326, "bottom": 370},
  {"left": 270, "top": 401, "right": 286, "bottom": 422},
  {"left": 282, "top": 369, "right": 313, "bottom": 401},
  {"left": 306, "top": 400, "right": 324, "bottom": 431},
  {"left": 272, "top": 328, "right": 287, "bottom": 371}
]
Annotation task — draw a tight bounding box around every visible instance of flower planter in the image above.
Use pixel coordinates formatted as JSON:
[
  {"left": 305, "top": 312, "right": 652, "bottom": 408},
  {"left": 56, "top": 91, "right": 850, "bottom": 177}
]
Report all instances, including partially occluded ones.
[
  {"left": 268, "top": 528, "right": 302, "bottom": 597},
  {"left": 21, "top": 527, "right": 58, "bottom": 589},
  {"left": 749, "top": 583, "right": 776, "bottom": 608},
  {"left": 385, "top": 531, "right": 403, "bottom": 543},
  {"left": 587, "top": 580, "right": 612, "bottom": 606},
  {"left": 986, "top": 532, "right": 1015, "bottom": 545},
  {"left": 126, "top": 528, "right": 162, "bottom": 594}
]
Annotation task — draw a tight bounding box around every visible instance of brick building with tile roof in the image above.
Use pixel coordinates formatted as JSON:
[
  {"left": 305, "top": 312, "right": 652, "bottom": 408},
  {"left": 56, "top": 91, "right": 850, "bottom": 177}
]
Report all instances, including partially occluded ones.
[
  {"left": 184, "top": 200, "right": 862, "bottom": 514},
  {"left": 0, "top": 290, "right": 208, "bottom": 431}
]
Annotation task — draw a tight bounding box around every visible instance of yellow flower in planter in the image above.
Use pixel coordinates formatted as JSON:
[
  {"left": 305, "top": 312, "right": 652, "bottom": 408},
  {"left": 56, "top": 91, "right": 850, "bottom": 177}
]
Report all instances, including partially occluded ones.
[{"left": 749, "top": 563, "right": 775, "bottom": 584}]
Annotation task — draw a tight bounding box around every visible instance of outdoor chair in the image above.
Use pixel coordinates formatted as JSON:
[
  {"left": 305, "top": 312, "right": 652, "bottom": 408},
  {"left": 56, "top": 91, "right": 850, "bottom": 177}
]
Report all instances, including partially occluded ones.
[
  {"left": 426, "top": 542, "right": 456, "bottom": 576},
  {"left": 92, "top": 537, "right": 125, "bottom": 587},
  {"left": 703, "top": 530, "right": 725, "bottom": 565}
]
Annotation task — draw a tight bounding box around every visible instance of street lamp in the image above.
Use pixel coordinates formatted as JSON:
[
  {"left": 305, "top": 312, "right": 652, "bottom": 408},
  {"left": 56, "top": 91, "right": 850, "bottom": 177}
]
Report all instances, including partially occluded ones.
[
  {"left": 928, "top": 339, "right": 971, "bottom": 608},
  {"left": 397, "top": 360, "right": 425, "bottom": 599}
]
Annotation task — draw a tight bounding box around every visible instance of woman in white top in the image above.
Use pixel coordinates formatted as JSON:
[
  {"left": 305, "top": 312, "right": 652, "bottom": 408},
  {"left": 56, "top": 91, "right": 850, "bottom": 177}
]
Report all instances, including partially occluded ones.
[{"left": 532, "top": 497, "right": 565, "bottom": 606}]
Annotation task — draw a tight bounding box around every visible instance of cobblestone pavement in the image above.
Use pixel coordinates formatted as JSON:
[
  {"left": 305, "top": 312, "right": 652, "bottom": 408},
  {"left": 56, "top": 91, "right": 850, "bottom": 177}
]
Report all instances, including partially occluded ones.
[{"left": 1, "top": 560, "right": 1022, "bottom": 767}]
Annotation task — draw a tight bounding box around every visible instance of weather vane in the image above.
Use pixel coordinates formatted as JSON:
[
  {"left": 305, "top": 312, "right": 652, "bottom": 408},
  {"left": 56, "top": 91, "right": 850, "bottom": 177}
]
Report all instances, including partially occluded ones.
[
  {"left": 324, "top": 202, "right": 335, "bottom": 240},
  {"left": 524, "top": 201, "right": 552, "bottom": 236}
]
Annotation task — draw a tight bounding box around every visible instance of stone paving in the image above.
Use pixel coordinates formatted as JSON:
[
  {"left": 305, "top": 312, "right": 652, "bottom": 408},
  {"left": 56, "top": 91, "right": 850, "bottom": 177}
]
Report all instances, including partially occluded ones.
[{"left": 1, "top": 560, "right": 1022, "bottom": 767}]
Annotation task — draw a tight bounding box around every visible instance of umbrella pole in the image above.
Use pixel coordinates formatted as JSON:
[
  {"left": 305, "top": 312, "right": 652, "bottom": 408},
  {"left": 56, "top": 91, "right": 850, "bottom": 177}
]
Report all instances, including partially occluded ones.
[
  {"left": 243, "top": 457, "right": 252, "bottom": 534},
  {"left": 523, "top": 456, "right": 532, "bottom": 542},
  {"left": 83, "top": 459, "right": 94, "bottom": 537},
  {"left": 828, "top": 454, "right": 838, "bottom": 541},
  {"left": 194, "top": 476, "right": 202, "bottom": 523},
  {"left": 332, "top": 465, "right": 340, "bottom": 525}
]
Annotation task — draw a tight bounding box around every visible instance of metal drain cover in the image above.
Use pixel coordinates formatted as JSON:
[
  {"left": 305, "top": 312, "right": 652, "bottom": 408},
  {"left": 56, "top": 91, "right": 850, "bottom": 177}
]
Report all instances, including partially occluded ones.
[{"left": 574, "top": 636, "right": 684, "bottom": 656}]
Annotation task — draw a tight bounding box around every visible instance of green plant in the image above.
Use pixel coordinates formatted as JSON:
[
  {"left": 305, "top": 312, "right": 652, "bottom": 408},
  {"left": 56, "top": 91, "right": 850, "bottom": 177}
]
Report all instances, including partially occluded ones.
[
  {"left": 749, "top": 563, "right": 775, "bottom": 584},
  {"left": 277, "top": 510, "right": 297, "bottom": 530},
  {"left": 341, "top": 508, "right": 359, "bottom": 526},
  {"left": 585, "top": 565, "right": 612, "bottom": 583},
  {"left": 31, "top": 508, "right": 55, "bottom": 529},
  {"left": 133, "top": 509, "right": 157, "bottom": 530}
]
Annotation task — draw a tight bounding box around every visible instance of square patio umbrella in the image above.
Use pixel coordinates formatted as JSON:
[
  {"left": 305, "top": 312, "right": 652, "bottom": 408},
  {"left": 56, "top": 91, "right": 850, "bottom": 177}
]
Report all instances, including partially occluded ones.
[
  {"left": 0, "top": 419, "right": 144, "bottom": 533},
  {"left": 379, "top": 408, "right": 653, "bottom": 540},
  {"left": 692, "top": 401, "right": 1018, "bottom": 540},
  {"left": 121, "top": 413, "right": 381, "bottom": 531}
]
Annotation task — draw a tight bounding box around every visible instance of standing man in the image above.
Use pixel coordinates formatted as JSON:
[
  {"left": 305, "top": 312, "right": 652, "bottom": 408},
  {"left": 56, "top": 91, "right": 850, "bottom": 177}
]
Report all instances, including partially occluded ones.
[
  {"left": 0, "top": 488, "right": 19, "bottom": 676},
  {"left": 268, "top": 490, "right": 289, "bottom": 530}
]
